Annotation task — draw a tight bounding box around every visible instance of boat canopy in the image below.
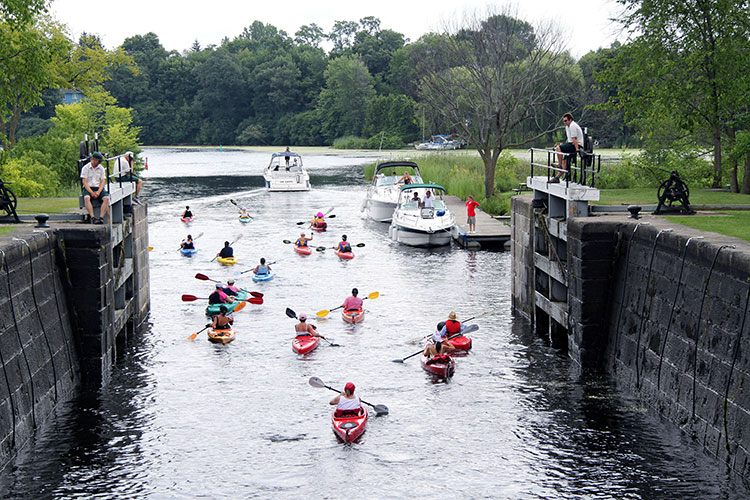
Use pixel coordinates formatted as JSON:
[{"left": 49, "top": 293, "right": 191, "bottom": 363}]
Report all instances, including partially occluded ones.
[
  {"left": 400, "top": 183, "right": 446, "bottom": 192},
  {"left": 271, "top": 152, "right": 301, "bottom": 159},
  {"left": 374, "top": 161, "right": 421, "bottom": 175}
]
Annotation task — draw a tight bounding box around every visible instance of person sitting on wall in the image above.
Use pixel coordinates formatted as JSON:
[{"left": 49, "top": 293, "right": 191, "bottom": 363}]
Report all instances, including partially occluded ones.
[
  {"left": 114, "top": 151, "right": 144, "bottom": 204},
  {"left": 81, "top": 152, "right": 110, "bottom": 225}
]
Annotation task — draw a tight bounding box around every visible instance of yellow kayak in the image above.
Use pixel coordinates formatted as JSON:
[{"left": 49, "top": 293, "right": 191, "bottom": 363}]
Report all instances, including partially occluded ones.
[{"left": 217, "top": 256, "right": 238, "bottom": 266}]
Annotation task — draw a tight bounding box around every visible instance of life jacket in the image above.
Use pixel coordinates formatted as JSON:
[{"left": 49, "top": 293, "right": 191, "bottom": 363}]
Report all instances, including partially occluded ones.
[
  {"left": 256, "top": 264, "right": 268, "bottom": 275},
  {"left": 426, "top": 354, "right": 452, "bottom": 365},
  {"left": 296, "top": 239, "right": 307, "bottom": 247},
  {"left": 338, "top": 242, "right": 351, "bottom": 252},
  {"left": 334, "top": 408, "right": 364, "bottom": 417},
  {"left": 182, "top": 241, "right": 194, "bottom": 249},
  {"left": 223, "top": 286, "right": 239, "bottom": 296},
  {"left": 219, "top": 247, "right": 233, "bottom": 258},
  {"left": 445, "top": 320, "right": 461, "bottom": 334}
]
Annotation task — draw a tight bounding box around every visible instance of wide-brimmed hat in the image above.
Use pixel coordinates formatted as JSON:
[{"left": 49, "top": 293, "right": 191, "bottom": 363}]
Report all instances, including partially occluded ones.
[{"left": 448, "top": 312, "right": 457, "bottom": 320}]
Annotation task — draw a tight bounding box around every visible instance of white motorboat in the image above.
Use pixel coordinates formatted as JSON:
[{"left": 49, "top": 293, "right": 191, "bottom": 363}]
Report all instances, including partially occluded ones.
[
  {"left": 362, "top": 161, "right": 423, "bottom": 222},
  {"left": 388, "top": 184, "right": 455, "bottom": 247},
  {"left": 413, "top": 135, "right": 462, "bottom": 151},
  {"left": 263, "top": 151, "right": 310, "bottom": 191}
]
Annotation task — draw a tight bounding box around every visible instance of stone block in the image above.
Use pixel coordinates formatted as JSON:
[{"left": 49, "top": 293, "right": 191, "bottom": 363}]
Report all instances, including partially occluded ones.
[{"left": 56, "top": 226, "right": 110, "bottom": 249}]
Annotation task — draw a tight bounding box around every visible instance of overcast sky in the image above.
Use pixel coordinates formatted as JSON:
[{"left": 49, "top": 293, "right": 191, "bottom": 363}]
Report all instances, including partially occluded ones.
[{"left": 49, "top": 0, "right": 626, "bottom": 59}]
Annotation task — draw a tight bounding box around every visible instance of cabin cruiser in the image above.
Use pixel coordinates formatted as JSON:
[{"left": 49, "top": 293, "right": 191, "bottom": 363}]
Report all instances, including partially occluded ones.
[
  {"left": 263, "top": 151, "right": 310, "bottom": 191},
  {"left": 414, "top": 135, "right": 461, "bottom": 150},
  {"left": 362, "top": 161, "right": 423, "bottom": 222},
  {"left": 388, "top": 184, "right": 455, "bottom": 247}
]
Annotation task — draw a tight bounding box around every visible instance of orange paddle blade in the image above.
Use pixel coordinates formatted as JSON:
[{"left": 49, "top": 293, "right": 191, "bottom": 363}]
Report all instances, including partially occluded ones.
[{"left": 234, "top": 302, "right": 246, "bottom": 312}]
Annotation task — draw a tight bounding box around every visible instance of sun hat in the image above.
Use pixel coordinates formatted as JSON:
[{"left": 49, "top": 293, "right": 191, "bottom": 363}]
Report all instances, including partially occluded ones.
[
  {"left": 299, "top": 313, "right": 307, "bottom": 321},
  {"left": 344, "top": 382, "right": 355, "bottom": 393},
  {"left": 448, "top": 312, "right": 457, "bottom": 320}
]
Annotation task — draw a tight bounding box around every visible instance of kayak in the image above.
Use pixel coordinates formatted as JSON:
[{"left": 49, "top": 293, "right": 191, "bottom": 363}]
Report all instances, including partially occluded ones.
[
  {"left": 421, "top": 354, "right": 456, "bottom": 379},
  {"left": 331, "top": 406, "right": 368, "bottom": 443},
  {"left": 239, "top": 216, "right": 252, "bottom": 223},
  {"left": 342, "top": 309, "right": 364, "bottom": 324},
  {"left": 311, "top": 225, "right": 326, "bottom": 232},
  {"left": 206, "top": 291, "right": 247, "bottom": 316},
  {"left": 292, "top": 335, "right": 319, "bottom": 354},
  {"left": 181, "top": 216, "right": 193, "bottom": 223},
  {"left": 217, "top": 256, "right": 238, "bottom": 265},
  {"left": 252, "top": 271, "right": 274, "bottom": 282},
  {"left": 294, "top": 245, "right": 312, "bottom": 256},
  {"left": 208, "top": 327, "right": 235, "bottom": 344},
  {"left": 180, "top": 247, "right": 198, "bottom": 256},
  {"left": 334, "top": 249, "right": 354, "bottom": 260},
  {"left": 447, "top": 336, "right": 472, "bottom": 351}
]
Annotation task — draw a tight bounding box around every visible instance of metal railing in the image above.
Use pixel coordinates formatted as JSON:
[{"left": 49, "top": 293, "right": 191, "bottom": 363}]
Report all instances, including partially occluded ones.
[{"left": 529, "top": 148, "right": 602, "bottom": 188}]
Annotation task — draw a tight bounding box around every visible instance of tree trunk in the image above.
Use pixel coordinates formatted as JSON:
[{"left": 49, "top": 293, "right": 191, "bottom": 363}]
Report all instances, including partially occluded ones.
[
  {"left": 727, "top": 128, "right": 739, "bottom": 193},
  {"left": 742, "top": 152, "right": 750, "bottom": 194},
  {"left": 711, "top": 124, "right": 722, "bottom": 188},
  {"left": 482, "top": 154, "right": 496, "bottom": 198}
]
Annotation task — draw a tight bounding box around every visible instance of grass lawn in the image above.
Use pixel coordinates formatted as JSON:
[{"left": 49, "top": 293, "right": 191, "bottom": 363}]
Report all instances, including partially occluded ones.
[
  {"left": 16, "top": 197, "right": 79, "bottom": 214},
  {"left": 595, "top": 188, "right": 750, "bottom": 206},
  {"left": 0, "top": 227, "right": 16, "bottom": 236},
  {"left": 665, "top": 211, "right": 750, "bottom": 242}
]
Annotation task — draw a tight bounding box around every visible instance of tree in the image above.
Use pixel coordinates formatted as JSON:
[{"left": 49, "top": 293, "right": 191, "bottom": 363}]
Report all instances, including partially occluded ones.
[
  {"left": 417, "top": 9, "right": 576, "bottom": 197},
  {"left": 295, "top": 24, "right": 324, "bottom": 47},
  {"left": 316, "top": 56, "right": 375, "bottom": 141},
  {"left": 0, "top": 0, "right": 47, "bottom": 27},
  {"left": 599, "top": 0, "right": 750, "bottom": 189},
  {"left": 328, "top": 20, "right": 358, "bottom": 53}
]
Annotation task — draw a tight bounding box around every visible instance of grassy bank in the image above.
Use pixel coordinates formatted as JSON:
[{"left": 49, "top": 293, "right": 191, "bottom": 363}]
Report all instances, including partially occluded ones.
[
  {"left": 665, "top": 212, "right": 750, "bottom": 242},
  {"left": 363, "top": 153, "right": 525, "bottom": 215},
  {"left": 17, "top": 197, "right": 79, "bottom": 214},
  {"left": 596, "top": 189, "right": 750, "bottom": 206}
]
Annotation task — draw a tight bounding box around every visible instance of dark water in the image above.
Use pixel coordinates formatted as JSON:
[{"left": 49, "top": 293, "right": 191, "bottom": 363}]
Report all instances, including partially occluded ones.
[{"left": 1, "top": 148, "right": 747, "bottom": 499}]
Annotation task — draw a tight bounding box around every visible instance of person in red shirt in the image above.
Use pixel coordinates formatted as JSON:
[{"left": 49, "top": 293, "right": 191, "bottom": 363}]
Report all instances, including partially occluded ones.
[{"left": 466, "top": 195, "right": 480, "bottom": 233}]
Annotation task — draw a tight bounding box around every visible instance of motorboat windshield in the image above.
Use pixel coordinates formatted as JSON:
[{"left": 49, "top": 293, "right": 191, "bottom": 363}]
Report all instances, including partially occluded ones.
[{"left": 268, "top": 152, "right": 303, "bottom": 172}]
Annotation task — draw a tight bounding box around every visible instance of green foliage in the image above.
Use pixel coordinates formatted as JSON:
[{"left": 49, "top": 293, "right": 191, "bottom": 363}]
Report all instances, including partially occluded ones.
[
  {"left": 332, "top": 136, "right": 368, "bottom": 149},
  {"left": 0, "top": 154, "right": 59, "bottom": 196},
  {"left": 665, "top": 211, "right": 750, "bottom": 242},
  {"left": 597, "top": 149, "right": 714, "bottom": 189},
  {"left": 317, "top": 56, "right": 375, "bottom": 141},
  {"left": 332, "top": 133, "right": 405, "bottom": 150}
]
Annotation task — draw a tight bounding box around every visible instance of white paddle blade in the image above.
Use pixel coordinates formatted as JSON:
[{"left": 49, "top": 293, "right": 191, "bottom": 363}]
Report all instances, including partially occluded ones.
[{"left": 308, "top": 376, "right": 325, "bottom": 388}]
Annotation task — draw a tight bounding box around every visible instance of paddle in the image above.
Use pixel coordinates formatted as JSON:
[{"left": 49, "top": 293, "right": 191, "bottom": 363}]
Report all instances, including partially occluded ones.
[
  {"left": 177, "top": 232, "right": 204, "bottom": 251},
  {"left": 308, "top": 377, "right": 388, "bottom": 416},
  {"left": 181, "top": 294, "right": 263, "bottom": 305},
  {"left": 238, "top": 261, "right": 277, "bottom": 275},
  {"left": 186, "top": 324, "right": 211, "bottom": 341},
  {"left": 316, "top": 291, "right": 379, "bottom": 318},
  {"left": 316, "top": 243, "right": 366, "bottom": 252},
  {"left": 392, "top": 326, "right": 479, "bottom": 363},
  {"left": 417, "top": 312, "right": 490, "bottom": 341},
  {"left": 297, "top": 206, "right": 335, "bottom": 228},
  {"left": 194, "top": 274, "right": 264, "bottom": 297},
  {"left": 296, "top": 214, "right": 336, "bottom": 225},
  {"left": 285, "top": 308, "right": 341, "bottom": 347},
  {"left": 211, "top": 235, "right": 243, "bottom": 263},
  {"left": 230, "top": 199, "right": 254, "bottom": 219}
]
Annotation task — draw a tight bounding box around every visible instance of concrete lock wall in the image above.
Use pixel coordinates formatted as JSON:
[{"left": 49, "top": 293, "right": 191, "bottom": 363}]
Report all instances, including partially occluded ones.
[
  {"left": 0, "top": 230, "right": 80, "bottom": 467},
  {"left": 0, "top": 203, "right": 150, "bottom": 470},
  {"left": 511, "top": 196, "right": 535, "bottom": 321},
  {"left": 565, "top": 218, "right": 750, "bottom": 479}
]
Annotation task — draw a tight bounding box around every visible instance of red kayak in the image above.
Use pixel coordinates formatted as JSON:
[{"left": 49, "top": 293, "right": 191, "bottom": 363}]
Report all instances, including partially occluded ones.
[
  {"left": 311, "top": 225, "right": 326, "bottom": 232},
  {"left": 421, "top": 354, "right": 456, "bottom": 379},
  {"left": 342, "top": 309, "right": 364, "bottom": 324},
  {"left": 331, "top": 406, "right": 368, "bottom": 443},
  {"left": 294, "top": 245, "right": 312, "bottom": 256},
  {"left": 181, "top": 216, "right": 193, "bottom": 223},
  {"left": 293, "top": 335, "right": 319, "bottom": 354},
  {"left": 334, "top": 249, "right": 354, "bottom": 260},
  {"left": 447, "top": 336, "right": 472, "bottom": 351}
]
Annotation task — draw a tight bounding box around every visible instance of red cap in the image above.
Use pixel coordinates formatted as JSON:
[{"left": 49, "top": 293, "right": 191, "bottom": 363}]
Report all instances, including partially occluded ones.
[{"left": 344, "top": 382, "right": 355, "bottom": 393}]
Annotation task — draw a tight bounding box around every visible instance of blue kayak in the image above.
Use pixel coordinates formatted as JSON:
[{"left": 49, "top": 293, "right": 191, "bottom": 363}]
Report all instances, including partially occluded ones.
[
  {"left": 252, "top": 271, "right": 274, "bottom": 282},
  {"left": 180, "top": 247, "right": 198, "bottom": 256}
]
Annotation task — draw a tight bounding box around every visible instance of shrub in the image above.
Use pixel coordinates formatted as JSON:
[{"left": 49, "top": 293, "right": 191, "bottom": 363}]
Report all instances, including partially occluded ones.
[
  {"left": 0, "top": 156, "right": 60, "bottom": 197},
  {"left": 332, "top": 136, "right": 369, "bottom": 149}
]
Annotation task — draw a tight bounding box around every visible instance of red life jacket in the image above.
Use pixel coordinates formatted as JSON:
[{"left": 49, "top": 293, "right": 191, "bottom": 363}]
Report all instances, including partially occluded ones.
[{"left": 445, "top": 320, "right": 461, "bottom": 334}]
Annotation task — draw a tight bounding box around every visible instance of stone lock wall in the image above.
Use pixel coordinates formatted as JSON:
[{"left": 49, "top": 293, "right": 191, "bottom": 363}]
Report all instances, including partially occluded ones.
[
  {"left": 0, "top": 230, "right": 80, "bottom": 467},
  {"left": 511, "top": 195, "right": 535, "bottom": 321}
]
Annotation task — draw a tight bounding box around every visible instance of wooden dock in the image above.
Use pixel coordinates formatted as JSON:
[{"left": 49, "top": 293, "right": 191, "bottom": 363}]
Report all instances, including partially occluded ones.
[{"left": 444, "top": 195, "right": 511, "bottom": 250}]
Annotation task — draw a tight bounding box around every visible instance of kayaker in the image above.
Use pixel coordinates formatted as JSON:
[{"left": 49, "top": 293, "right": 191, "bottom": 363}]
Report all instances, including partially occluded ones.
[
  {"left": 223, "top": 279, "right": 241, "bottom": 296},
  {"left": 311, "top": 212, "right": 327, "bottom": 230},
  {"left": 253, "top": 257, "right": 271, "bottom": 275},
  {"left": 239, "top": 208, "right": 249, "bottom": 217},
  {"left": 217, "top": 241, "right": 234, "bottom": 259},
  {"left": 295, "top": 313, "right": 321, "bottom": 337},
  {"left": 181, "top": 234, "right": 195, "bottom": 250},
  {"left": 430, "top": 322, "right": 456, "bottom": 352},
  {"left": 329, "top": 382, "right": 362, "bottom": 416},
  {"left": 211, "top": 305, "right": 234, "bottom": 329},
  {"left": 295, "top": 233, "right": 312, "bottom": 248},
  {"left": 182, "top": 206, "right": 193, "bottom": 218},
  {"left": 341, "top": 288, "right": 363, "bottom": 312},
  {"left": 424, "top": 340, "right": 451, "bottom": 357},
  {"left": 437, "top": 312, "right": 468, "bottom": 339},
  {"left": 208, "top": 283, "right": 234, "bottom": 305},
  {"left": 337, "top": 235, "right": 352, "bottom": 253}
]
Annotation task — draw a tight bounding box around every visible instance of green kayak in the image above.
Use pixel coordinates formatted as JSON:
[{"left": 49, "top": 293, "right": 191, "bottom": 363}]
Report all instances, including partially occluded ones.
[{"left": 206, "top": 290, "right": 248, "bottom": 316}]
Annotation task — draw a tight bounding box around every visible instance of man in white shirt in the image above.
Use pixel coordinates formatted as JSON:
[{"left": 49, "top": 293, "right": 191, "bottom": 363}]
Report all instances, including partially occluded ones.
[
  {"left": 423, "top": 190, "right": 433, "bottom": 208},
  {"left": 114, "top": 151, "right": 143, "bottom": 204},
  {"left": 80, "top": 152, "right": 110, "bottom": 224},
  {"left": 553, "top": 112, "right": 584, "bottom": 181}
]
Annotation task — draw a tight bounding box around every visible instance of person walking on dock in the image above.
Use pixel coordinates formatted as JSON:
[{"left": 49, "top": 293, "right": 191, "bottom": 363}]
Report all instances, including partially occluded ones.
[{"left": 466, "top": 195, "right": 480, "bottom": 234}]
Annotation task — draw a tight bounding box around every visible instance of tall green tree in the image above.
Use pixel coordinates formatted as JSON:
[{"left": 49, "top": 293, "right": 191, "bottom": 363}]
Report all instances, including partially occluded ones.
[
  {"left": 316, "top": 56, "right": 375, "bottom": 141},
  {"left": 599, "top": 0, "right": 750, "bottom": 189}
]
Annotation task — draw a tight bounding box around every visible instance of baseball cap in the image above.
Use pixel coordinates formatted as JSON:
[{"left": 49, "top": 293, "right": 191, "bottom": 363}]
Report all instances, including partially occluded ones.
[
  {"left": 299, "top": 313, "right": 307, "bottom": 321},
  {"left": 124, "top": 151, "right": 133, "bottom": 158},
  {"left": 92, "top": 152, "right": 104, "bottom": 161},
  {"left": 344, "top": 382, "right": 355, "bottom": 392}
]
